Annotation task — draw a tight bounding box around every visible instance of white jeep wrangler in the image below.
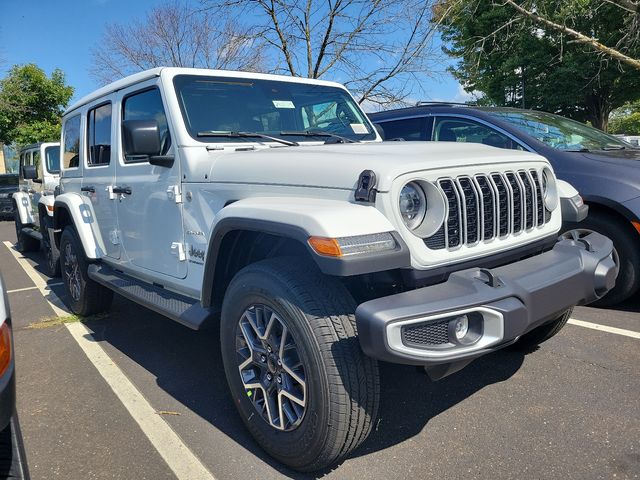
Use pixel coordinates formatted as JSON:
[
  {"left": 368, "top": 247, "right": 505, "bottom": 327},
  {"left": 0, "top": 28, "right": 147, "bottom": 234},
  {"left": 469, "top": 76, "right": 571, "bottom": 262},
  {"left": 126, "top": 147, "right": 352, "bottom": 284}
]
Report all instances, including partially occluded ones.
[
  {"left": 54, "top": 67, "right": 617, "bottom": 472},
  {"left": 13, "top": 142, "right": 61, "bottom": 276}
]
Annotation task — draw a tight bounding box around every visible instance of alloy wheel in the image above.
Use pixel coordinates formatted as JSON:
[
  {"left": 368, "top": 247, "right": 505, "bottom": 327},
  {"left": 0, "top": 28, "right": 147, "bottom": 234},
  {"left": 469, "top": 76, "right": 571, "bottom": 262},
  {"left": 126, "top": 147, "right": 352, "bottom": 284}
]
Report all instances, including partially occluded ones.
[
  {"left": 63, "top": 242, "right": 81, "bottom": 301},
  {"left": 235, "top": 304, "right": 306, "bottom": 431}
]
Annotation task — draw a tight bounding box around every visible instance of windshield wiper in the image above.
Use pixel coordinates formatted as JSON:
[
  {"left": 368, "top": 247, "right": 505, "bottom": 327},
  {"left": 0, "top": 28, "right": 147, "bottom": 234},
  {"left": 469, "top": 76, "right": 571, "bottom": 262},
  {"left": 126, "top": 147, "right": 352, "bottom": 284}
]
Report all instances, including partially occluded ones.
[
  {"left": 564, "top": 148, "right": 591, "bottom": 152},
  {"left": 280, "top": 130, "right": 358, "bottom": 144},
  {"left": 601, "top": 144, "right": 626, "bottom": 151},
  {"left": 197, "top": 131, "right": 299, "bottom": 147}
]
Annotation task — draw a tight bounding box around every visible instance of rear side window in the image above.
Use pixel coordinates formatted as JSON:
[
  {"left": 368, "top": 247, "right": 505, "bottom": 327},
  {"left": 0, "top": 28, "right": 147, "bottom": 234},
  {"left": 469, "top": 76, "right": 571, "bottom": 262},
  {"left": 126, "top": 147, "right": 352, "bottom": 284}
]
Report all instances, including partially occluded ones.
[
  {"left": 122, "top": 88, "right": 169, "bottom": 163},
  {"left": 63, "top": 115, "right": 81, "bottom": 169},
  {"left": 378, "top": 117, "right": 427, "bottom": 141},
  {"left": 87, "top": 103, "right": 112, "bottom": 166}
]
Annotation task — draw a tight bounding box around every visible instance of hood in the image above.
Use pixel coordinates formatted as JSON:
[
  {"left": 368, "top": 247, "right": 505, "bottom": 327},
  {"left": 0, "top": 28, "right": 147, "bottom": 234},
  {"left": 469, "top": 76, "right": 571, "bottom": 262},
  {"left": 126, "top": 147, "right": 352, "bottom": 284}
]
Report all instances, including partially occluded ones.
[
  {"left": 582, "top": 147, "right": 640, "bottom": 165},
  {"left": 0, "top": 175, "right": 18, "bottom": 193},
  {"left": 203, "top": 142, "right": 547, "bottom": 192}
]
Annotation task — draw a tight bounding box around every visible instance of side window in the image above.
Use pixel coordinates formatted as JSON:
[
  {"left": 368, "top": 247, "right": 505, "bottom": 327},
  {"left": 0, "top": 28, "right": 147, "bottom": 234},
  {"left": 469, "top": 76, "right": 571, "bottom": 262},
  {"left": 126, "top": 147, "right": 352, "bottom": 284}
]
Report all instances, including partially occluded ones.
[
  {"left": 63, "top": 115, "right": 81, "bottom": 169},
  {"left": 433, "top": 117, "right": 524, "bottom": 150},
  {"left": 45, "top": 146, "right": 61, "bottom": 174},
  {"left": 122, "top": 88, "right": 169, "bottom": 163},
  {"left": 33, "top": 150, "right": 42, "bottom": 178},
  {"left": 378, "top": 117, "right": 427, "bottom": 141},
  {"left": 87, "top": 103, "right": 112, "bottom": 166}
]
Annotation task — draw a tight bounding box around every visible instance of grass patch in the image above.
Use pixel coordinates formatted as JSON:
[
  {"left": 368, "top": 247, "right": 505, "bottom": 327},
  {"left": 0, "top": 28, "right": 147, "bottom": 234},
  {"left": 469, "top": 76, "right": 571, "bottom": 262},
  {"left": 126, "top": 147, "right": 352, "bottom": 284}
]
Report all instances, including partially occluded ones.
[{"left": 27, "top": 313, "right": 108, "bottom": 330}]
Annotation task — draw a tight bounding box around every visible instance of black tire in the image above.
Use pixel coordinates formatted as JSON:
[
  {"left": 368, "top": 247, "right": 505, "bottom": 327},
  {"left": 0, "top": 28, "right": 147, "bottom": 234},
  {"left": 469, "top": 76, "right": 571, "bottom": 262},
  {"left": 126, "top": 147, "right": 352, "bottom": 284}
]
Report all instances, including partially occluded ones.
[
  {"left": 59, "top": 226, "right": 113, "bottom": 316},
  {"left": 40, "top": 216, "right": 60, "bottom": 277},
  {"left": 512, "top": 308, "right": 572, "bottom": 352},
  {"left": 565, "top": 211, "right": 640, "bottom": 306},
  {"left": 13, "top": 205, "right": 39, "bottom": 253},
  {"left": 220, "top": 257, "right": 379, "bottom": 472}
]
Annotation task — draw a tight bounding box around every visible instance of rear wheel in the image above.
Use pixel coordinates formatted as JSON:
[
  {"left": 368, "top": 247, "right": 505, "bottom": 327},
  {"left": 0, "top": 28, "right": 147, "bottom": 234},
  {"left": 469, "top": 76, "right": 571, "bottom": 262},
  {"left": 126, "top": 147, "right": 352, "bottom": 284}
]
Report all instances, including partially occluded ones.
[
  {"left": 220, "top": 257, "right": 379, "bottom": 472},
  {"left": 512, "top": 308, "right": 572, "bottom": 352},
  {"left": 13, "top": 206, "right": 38, "bottom": 253},
  {"left": 564, "top": 211, "right": 640, "bottom": 306},
  {"left": 60, "top": 226, "right": 113, "bottom": 316}
]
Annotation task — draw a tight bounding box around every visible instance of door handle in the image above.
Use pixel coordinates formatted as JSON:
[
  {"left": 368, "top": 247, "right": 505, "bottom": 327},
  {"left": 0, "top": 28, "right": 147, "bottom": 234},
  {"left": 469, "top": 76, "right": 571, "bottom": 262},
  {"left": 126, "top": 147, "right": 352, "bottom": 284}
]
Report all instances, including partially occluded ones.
[
  {"left": 112, "top": 186, "right": 132, "bottom": 195},
  {"left": 81, "top": 186, "right": 95, "bottom": 193}
]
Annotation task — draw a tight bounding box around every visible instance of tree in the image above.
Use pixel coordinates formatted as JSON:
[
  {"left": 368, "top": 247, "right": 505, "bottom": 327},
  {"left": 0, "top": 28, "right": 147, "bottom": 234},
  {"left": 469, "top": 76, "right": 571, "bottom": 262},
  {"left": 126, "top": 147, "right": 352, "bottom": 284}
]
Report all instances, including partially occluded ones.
[
  {"left": 436, "top": 0, "right": 640, "bottom": 130},
  {"left": 609, "top": 100, "right": 640, "bottom": 133},
  {"left": 0, "top": 64, "right": 74, "bottom": 146},
  {"left": 203, "top": 0, "right": 441, "bottom": 106},
  {"left": 502, "top": 0, "right": 640, "bottom": 71},
  {"left": 90, "top": 1, "right": 265, "bottom": 85}
]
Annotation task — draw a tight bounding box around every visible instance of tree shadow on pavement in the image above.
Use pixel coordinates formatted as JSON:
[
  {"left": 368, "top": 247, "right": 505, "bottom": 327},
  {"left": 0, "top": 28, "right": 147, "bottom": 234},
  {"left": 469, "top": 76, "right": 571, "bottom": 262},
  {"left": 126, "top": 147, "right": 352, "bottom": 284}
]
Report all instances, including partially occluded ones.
[{"left": 80, "top": 296, "right": 524, "bottom": 480}]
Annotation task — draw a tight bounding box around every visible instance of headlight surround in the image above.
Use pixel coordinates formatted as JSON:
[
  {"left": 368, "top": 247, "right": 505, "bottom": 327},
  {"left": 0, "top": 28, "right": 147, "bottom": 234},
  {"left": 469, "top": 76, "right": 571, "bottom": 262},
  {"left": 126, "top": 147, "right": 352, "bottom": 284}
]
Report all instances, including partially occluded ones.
[
  {"left": 542, "top": 167, "right": 559, "bottom": 211},
  {"left": 399, "top": 182, "right": 427, "bottom": 230}
]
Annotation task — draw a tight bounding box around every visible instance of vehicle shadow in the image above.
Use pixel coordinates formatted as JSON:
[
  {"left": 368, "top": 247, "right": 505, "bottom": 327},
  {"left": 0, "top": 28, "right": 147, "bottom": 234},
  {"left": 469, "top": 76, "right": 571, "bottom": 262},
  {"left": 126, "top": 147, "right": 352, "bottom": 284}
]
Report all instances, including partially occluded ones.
[{"left": 77, "top": 295, "right": 525, "bottom": 479}]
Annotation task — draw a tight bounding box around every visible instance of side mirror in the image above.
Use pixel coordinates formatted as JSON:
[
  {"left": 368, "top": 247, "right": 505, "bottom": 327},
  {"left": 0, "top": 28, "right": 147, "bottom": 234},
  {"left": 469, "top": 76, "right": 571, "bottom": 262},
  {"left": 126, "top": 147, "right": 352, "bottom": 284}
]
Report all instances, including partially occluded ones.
[
  {"left": 122, "top": 120, "right": 174, "bottom": 168},
  {"left": 22, "top": 164, "right": 38, "bottom": 180},
  {"left": 374, "top": 123, "right": 386, "bottom": 141},
  {"left": 122, "top": 120, "right": 162, "bottom": 157}
]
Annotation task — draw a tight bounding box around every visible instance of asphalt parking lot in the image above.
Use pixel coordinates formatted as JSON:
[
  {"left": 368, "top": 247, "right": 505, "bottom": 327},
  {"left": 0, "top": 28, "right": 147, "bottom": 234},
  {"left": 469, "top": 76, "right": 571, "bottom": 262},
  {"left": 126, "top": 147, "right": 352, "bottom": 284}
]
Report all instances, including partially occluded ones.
[{"left": 0, "top": 220, "right": 638, "bottom": 480}]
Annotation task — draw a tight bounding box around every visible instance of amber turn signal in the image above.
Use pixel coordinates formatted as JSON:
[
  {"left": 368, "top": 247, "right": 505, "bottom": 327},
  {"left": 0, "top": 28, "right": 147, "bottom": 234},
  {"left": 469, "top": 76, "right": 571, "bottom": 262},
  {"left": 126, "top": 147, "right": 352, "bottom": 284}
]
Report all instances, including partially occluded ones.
[
  {"left": 308, "top": 237, "right": 342, "bottom": 257},
  {"left": 0, "top": 323, "right": 11, "bottom": 378}
]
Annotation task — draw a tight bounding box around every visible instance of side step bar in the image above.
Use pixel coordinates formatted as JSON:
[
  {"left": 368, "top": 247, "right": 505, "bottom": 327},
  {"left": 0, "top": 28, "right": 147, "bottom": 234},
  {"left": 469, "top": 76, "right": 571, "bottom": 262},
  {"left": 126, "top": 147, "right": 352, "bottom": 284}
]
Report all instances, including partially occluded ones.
[{"left": 87, "top": 264, "right": 218, "bottom": 330}]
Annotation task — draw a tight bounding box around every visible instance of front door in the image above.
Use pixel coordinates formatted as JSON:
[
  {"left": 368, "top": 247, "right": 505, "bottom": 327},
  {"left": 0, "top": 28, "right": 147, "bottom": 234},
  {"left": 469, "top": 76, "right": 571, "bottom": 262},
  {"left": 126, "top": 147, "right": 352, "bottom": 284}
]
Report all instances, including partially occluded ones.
[
  {"left": 115, "top": 85, "right": 186, "bottom": 279},
  {"left": 82, "top": 101, "right": 120, "bottom": 259}
]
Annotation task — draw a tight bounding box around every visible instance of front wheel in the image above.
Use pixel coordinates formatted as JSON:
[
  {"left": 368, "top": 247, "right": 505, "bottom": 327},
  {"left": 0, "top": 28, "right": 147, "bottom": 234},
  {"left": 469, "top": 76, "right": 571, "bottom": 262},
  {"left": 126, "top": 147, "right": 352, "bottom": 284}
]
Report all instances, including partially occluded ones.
[
  {"left": 220, "top": 257, "right": 379, "bottom": 472},
  {"left": 512, "top": 308, "right": 572, "bottom": 352},
  {"left": 564, "top": 211, "right": 640, "bottom": 306},
  {"left": 60, "top": 227, "right": 113, "bottom": 316}
]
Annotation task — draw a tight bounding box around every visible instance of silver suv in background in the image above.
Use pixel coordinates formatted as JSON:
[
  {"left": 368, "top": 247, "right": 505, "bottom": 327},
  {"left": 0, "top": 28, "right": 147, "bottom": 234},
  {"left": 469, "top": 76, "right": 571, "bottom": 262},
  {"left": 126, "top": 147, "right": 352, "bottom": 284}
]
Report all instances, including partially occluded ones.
[{"left": 12, "top": 142, "right": 61, "bottom": 276}]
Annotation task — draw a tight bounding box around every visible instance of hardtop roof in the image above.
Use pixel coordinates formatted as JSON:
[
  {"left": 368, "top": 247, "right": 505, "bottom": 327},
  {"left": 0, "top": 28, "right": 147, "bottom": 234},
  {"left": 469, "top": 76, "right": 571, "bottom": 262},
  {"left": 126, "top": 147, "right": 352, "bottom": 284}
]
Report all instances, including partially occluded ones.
[{"left": 64, "top": 67, "right": 348, "bottom": 116}]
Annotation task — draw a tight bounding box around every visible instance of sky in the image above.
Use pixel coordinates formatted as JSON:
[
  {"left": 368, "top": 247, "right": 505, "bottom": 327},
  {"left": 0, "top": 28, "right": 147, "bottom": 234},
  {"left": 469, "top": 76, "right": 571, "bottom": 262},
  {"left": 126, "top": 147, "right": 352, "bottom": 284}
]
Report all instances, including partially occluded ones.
[{"left": 0, "top": 0, "right": 469, "bottom": 107}]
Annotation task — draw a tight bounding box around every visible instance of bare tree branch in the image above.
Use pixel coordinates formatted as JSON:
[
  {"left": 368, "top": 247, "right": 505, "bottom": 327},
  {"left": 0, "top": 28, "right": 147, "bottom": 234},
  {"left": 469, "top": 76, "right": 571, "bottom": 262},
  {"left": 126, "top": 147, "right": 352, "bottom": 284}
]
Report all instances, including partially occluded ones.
[
  {"left": 90, "top": 1, "right": 265, "bottom": 85},
  {"left": 503, "top": 0, "right": 640, "bottom": 70}
]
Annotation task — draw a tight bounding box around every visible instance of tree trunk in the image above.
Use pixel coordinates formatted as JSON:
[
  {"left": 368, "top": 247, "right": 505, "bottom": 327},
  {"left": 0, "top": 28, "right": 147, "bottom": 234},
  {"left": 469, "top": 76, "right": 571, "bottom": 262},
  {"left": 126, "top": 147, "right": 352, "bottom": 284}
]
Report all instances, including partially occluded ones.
[{"left": 585, "top": 95, "right": 612, "bottom": 132}]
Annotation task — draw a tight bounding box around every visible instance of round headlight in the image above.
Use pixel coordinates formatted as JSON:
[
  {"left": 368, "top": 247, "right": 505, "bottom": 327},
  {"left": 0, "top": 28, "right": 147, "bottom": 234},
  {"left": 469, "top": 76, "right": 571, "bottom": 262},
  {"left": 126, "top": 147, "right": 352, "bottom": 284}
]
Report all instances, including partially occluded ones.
[{"left": 399, "top": 182, "right": 427, "bottom": 230}]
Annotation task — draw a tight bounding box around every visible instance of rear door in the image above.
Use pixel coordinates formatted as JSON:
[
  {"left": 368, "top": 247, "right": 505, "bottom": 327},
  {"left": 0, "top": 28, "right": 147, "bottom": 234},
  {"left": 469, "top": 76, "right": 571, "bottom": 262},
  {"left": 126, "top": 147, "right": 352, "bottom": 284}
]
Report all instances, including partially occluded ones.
[
  {"left": 114, "top": 84, "right": 186, "bottom": 279},
  {"left": 81, "top": 101, "right": 120, "bottom": 259}
]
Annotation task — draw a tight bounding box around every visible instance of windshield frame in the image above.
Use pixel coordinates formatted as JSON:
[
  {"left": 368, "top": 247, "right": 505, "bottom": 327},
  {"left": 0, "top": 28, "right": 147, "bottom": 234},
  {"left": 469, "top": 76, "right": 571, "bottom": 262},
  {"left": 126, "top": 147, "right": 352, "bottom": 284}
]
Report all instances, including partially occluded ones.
[
  {"left": 487, "top": 109, "right": 630, "bottom": 152},
  {"left": 172, "top": 74, "right": 378, "bottom": 144}
]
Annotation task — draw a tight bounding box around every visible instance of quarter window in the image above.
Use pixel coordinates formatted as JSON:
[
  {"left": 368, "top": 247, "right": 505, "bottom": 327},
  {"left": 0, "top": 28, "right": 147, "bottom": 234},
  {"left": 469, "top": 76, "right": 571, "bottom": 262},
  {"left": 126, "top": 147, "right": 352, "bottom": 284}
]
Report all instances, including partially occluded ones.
[
  {"left": 122, "top": 88, "right": 169, "bottom": 163},
  {"left": 433, "top": 117, "right": 524, "bottom": 150},
  {"left": 63, "top": 115, "right": 81, "bottom": 169},
  {"left": 87, "top": 103, "right": 112, "bottom": 166}
]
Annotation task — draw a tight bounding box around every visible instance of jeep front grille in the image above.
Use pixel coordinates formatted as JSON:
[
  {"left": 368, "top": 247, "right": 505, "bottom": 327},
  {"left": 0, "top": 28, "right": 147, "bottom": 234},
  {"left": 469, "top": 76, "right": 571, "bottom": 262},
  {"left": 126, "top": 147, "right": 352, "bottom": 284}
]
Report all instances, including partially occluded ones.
[{"left": 424, "top": 169, "right": 550, "bottom": 250}]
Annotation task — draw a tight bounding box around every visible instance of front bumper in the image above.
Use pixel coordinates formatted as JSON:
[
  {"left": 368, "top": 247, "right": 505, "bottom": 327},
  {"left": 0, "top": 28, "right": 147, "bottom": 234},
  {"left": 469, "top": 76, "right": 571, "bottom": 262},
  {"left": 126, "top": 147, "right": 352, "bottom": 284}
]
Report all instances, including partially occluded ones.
[{"left": 355, "top": 231, "right": 617, "bottom": 367}]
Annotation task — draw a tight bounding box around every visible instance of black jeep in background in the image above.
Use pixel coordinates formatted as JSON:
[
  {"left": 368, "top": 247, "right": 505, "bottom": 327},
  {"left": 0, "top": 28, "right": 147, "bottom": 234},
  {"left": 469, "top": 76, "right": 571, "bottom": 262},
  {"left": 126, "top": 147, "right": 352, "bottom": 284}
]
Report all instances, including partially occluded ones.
[{"left": 0, "top": 175, "right": 18, "bottom": 220}]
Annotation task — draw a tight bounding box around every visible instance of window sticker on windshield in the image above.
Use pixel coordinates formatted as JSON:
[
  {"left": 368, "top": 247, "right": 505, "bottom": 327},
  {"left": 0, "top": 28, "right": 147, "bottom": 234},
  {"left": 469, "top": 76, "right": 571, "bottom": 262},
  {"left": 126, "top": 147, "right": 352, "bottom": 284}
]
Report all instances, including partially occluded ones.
[
  {"left": 350, "top": 123, "right": 368, "bottom": 134},
  {"left": 272, "top": 100, "right": 295, "bottom": 109}
]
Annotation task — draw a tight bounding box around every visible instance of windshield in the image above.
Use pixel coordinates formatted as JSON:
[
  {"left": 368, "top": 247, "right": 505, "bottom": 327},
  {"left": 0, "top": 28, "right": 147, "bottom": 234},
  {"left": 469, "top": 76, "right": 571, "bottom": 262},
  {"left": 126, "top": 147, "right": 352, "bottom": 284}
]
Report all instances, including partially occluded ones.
[
  {"left": 173, "top": 75, "right": 376, "bottom": 143},
  {"left": 45, "top": 145, "right": 60, "bottom": 173},
  {"left": 488, "top": 110, "right": 629, "bottom": 152}
]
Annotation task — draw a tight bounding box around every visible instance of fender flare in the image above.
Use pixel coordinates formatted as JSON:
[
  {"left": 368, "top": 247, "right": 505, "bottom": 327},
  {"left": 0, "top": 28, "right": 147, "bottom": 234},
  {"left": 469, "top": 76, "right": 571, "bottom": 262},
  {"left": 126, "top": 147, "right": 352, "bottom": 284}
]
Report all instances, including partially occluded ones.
[
  {"left": 38, "top": 195, "right": 55, "bottom": 218},
  {"left": 200, "top": 197, "right": 410, "bottom": 308},
  {"left": 53, "top": 193, "right": 107, "bottom": 259},
  {"left": 11, "top": 192, "right": 34, "bottom": 225}
]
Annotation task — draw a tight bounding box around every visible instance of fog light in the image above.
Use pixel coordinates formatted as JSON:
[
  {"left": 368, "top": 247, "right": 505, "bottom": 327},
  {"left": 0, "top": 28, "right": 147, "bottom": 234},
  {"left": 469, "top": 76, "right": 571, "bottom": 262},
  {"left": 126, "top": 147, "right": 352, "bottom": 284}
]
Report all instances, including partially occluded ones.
[
  {"left": 453, "top": 315, "right": 469, "bottom": 340},
  {"left": 448, "top": 312, "right": 483, "bottom": 346}
]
